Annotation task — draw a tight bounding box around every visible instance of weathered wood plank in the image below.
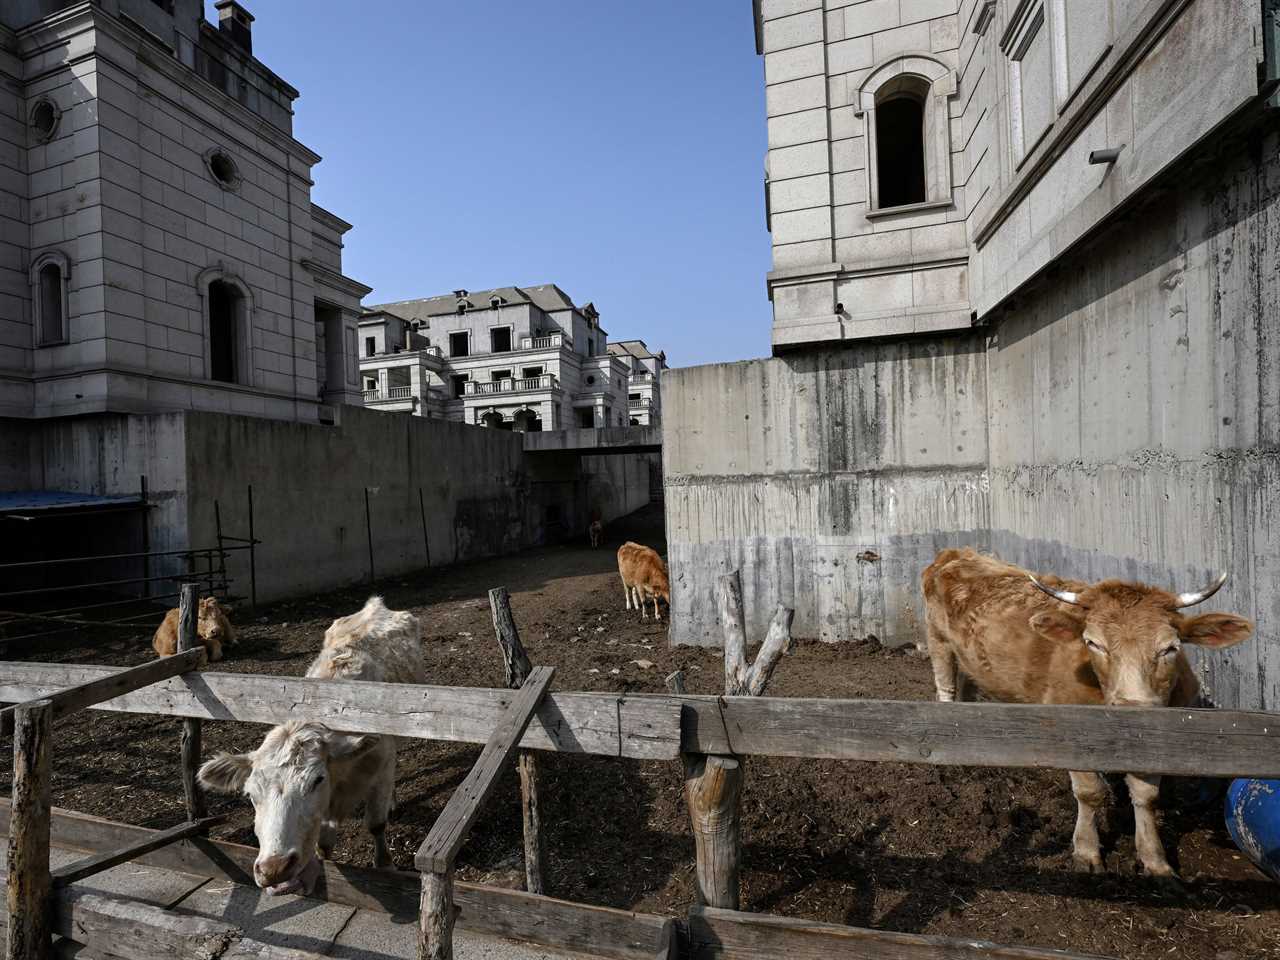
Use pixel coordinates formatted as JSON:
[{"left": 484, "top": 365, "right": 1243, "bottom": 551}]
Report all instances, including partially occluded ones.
[
  {"left": 489, "top": 586, "right": 546, "bottom": 896},
  {"left": 176, "top": 585, "right": 207, "bottom": 822},
  {"left": 5, "top": 661, "right": 1280, "bottom": 776},
  {"left": 0, "top": 650, "right": 202, "bottom": 735},
  {"left": 0, "top": 663, "right": 678, "bottom": 760},
  {"left": 51, "top": 817, "right": 222, "bottom": 887},
  {"left": 679, "top": 696, "right": 1280, "bottom": 776},
  {"left": 32, "top": 885, "right": 327, "bottom": 960},
  {"left": 686, "top": 906, "right": 1114, "bottom": 960},
  {"left": 685, "top": 755, "right": 741, "bottom": 910},
  {"left": 416, "top": 666, "right": 555, "bottom": 873},
  {"left": 6, "top": 701, "right": 51, "bottom": 960},
  {"left": 0, "top": 802, "right": 675, "bottom": 960}
]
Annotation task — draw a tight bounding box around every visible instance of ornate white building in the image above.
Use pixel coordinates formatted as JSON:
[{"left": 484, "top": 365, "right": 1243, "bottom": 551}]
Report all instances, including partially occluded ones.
[{"left": 358, "top": 284, "right": 649, "bottom": 431}]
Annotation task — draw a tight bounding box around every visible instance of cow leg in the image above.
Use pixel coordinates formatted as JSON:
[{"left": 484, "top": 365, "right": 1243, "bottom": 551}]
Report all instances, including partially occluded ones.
[
  {"left": 639, "top": 589, "right": 649, "bottom": 621},
  {"left": 1068, "top": 770, "right": 1106, "bottom": 873},
  {"left": 926, "top": 630, "right": 960, "bottom": 702},
  {"left": 365, "top": 764, "right": 395, "bottom": 870},
  {"left": 318, "top": 821, "right": 337, "bottom": 860},
  {"left": 652, "top": 596, "right": 661, "bottom": 622},
  {"left": 621, "top": 577, "right": 632, "bottom": 610},
  {"left": 955, "top": 672, "right": 973, "bottom": 702},
  {"left": 1126, "top": 773, "right": 1176, "bottom": 880}
]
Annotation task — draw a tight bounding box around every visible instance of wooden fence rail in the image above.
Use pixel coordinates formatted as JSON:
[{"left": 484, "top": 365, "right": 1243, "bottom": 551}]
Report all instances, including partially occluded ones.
[{"left": 4, "top": 662, "right": 1280, "bottom": 777}]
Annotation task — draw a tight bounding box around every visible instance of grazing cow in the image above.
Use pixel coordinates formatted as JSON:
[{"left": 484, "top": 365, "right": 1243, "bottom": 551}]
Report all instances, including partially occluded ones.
[
  {"left": 922, "top": 548, "right": 1253, "bottom": 881},
  {"left": 589, "top": 519, "right": 603, "bottom": 548},
  {"left": 152, "top": 597, "right": 235, "bottom": 662},
  {"left": 198, "top": 596, "right": 425, "bottom": 895},
  {"left": 617, "top": 541, "right": 670, "bottom": 622}
]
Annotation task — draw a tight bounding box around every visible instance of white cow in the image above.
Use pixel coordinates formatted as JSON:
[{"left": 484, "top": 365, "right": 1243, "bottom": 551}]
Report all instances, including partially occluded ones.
[{"left": 198, "top": 596, "right": 425, "bottom": 895}]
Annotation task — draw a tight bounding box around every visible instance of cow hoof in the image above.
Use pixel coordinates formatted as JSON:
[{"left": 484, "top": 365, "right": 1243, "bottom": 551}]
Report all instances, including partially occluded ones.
[
  {"left": 1072, "top": 854, "right": 1105, "bottom": 874},
  {"left": 1144, "top": 868, "right": 1184, "bottom": 891}
]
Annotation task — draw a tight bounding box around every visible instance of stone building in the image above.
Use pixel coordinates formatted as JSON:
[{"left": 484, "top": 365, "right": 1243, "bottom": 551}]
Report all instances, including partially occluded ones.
[
  {"left": 607, "top": 339, "right": 666, "bottom": 427},
  {"left": 664, "top": 0, "right": 1280, "bottom": 710},
  {"left": 1, "top": 0, "right": 369, "bottom": 425},
  {"left": 358, "top": 284, "right": 636, "bottom": 431}
]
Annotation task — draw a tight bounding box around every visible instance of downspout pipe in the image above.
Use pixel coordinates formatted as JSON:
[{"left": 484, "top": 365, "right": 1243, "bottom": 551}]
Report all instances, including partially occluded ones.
[{"left": 1264, "top": 0, "right": 1280, "bottom": 106}]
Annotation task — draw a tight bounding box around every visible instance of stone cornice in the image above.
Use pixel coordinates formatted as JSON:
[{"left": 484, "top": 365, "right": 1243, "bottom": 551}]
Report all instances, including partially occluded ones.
[{"left": 302, "top": 259, "right": 373, "bottom": 298}]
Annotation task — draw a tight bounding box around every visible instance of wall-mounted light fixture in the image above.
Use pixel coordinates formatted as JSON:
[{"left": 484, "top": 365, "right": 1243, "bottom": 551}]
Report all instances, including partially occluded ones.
[{"left": 1088, "top": 146, "right": 1125, "bottom": 165}]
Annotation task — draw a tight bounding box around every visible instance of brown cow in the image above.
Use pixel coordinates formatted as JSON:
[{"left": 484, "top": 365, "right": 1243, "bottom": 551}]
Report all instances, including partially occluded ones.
[
  {"left": 153, "top": 597, "right": 235, "bottom": 662},
  {"left": 617, "top": 541, "right": 670, "bottom": 622},
  {"left": 922, "top": 547, "right": 1253, "bottom": 881}
]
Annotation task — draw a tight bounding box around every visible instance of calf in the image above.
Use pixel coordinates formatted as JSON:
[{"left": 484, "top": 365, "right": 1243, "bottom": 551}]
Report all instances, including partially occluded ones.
[
  {"left": 152, "top": 597, "right": 234, "bottom": 662},
  {"left": 589, "top": 519, "right": 603, "bottom": 548},
  {"left": 198, "top": 596, "right": 425, "bottom": 895},
  {"left": 922, "top": 548, "right": 1252, "bottom": 881},
  {"left": 617, "top": 541, "right": 670, "bottom": 622}
]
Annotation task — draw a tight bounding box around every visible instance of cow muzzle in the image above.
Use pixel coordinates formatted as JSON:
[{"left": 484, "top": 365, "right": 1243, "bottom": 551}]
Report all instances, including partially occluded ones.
[{"left": 255, "top": 851, "right": 320, "bottom": 896}]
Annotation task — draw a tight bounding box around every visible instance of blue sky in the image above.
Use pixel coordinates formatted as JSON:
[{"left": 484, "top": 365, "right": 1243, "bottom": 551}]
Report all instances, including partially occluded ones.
[{"left": 206, "top": 1, "right": 772, "bottom": 368}]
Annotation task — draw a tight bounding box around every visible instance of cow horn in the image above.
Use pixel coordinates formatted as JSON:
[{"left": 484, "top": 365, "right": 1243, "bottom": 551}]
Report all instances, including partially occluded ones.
[
  {"left": 1028, "top": 574, "right": 1082, "bottom": 606},
  {"left": 1174, "top": 571, "right": 1228, "bottom": 608}
]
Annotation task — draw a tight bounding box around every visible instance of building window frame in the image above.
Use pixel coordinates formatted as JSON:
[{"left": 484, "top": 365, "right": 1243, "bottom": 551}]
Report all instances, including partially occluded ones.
[
  {"left": 449, "top": 330, "right": 470, "bottom": 358},
  {"left": 857, "top": 55, "right": 957, "bottom": 218},
  {"left": 489, "top": 325, "right": 512, "bottom": 353},
  {"left": 30, "top": 250, "right": 71, "bottom": 347},
  {"left": 196, "top": 265, "right": 255, "bottom": 387},
  {"left": 28, "top": 98, "right": 61, "bottom": 143}
]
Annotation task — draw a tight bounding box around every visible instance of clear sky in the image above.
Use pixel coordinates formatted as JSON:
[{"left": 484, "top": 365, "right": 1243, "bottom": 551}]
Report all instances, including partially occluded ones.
[{"left": 205, "top": 1, "right": 772, "bottom": 368}]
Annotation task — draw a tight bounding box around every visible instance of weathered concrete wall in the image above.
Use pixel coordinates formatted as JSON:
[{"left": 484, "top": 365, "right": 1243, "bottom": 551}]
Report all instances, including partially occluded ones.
[
  {"left": 984, "top": 121, "right": 1280, "bottom": 712},
  {"left": 663, "top": 344, "right": 989, "bottom": 647},
  {"left": 184, "top": 406, "right": 531, "bottom": 602},
  {"left": 665, "top": 121, "right": 1280, "bottom": 711}
]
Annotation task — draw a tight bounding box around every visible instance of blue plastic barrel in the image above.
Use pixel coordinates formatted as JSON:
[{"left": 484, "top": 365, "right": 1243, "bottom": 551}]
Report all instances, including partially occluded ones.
[{"left": 1225, "top": 779, "right": 1280, "bottom": 882}]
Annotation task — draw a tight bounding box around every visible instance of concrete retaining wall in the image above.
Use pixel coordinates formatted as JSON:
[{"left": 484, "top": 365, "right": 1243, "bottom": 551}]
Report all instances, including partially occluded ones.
[
  {"left": 664, "top": 125, "right": 1280, "bottom": 710},
  {"left": 2, "top": 406, "right": 651, "bottom": 606}
]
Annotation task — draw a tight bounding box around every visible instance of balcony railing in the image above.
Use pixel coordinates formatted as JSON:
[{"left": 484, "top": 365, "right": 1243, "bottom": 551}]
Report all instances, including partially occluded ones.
[
  {"left": 464, "top": 374, "right": 559, "bottom": 396},
  {"left": 628, "top": 397, "right": 652, "bottom": 409},
  {"left": 363, "top": 385, "right": 415, "bottom": 402},
  {"left": 519, "top": 334, "right": 565, "bottom": 350},
  {"left": 631, "top": 370, "right": 653, "bottom": 382}
]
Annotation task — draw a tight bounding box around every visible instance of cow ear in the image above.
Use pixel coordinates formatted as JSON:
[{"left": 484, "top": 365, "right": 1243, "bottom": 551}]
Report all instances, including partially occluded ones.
[
  {"left": 198, "top": 753, "right": 252, "bottom": 793},
  {"left": 1029, "top": 610, "right": 1085, "bottom": 644},
  {"left": 327, "top": 733, "right": 378, "bottom": 761},
  {"left": 1180, "top": 613, "right": 1253, "bottom": 649}
]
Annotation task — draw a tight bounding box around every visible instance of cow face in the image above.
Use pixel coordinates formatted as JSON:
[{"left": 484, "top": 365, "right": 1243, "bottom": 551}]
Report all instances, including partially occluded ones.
[
  {"left": 1029, "top": 579, "right": 1253, "bottom": 707},
  {"left": 198, "top": 598, "right": 231, "bottom": 643},
  {"left": 198, "top": 723, "right": 377, "bottom": 895}
]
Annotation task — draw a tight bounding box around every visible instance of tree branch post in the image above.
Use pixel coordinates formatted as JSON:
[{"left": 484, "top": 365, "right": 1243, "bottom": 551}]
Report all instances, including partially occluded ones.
[
  {"left": 176, "top": 584, "right": 207, "bottom": 821},
  {"left": 680, "top": 571, "right": 793, "bottom": 910},
  {"left": 488, "top": 586, "right": 545, "bottom": 896},
  {"left": 7, "top": 700, "right": 52, "bottom": 960}
]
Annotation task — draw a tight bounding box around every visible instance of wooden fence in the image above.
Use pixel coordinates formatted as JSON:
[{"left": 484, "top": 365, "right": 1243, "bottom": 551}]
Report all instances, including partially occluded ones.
[{"left": 2, "top": 575, "right": 1279, "bottom": 959}]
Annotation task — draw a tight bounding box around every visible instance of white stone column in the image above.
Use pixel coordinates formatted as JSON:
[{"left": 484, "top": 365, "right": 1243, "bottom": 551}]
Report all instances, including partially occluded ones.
[{"left": 377, "top": 367, "right": 388, "bottom": 398}]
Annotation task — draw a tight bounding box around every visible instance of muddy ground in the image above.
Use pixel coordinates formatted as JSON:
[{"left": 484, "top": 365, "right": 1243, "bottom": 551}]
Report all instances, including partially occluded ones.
[{"left": 1, "top": 505, "right": 1275, "bottom": 959}]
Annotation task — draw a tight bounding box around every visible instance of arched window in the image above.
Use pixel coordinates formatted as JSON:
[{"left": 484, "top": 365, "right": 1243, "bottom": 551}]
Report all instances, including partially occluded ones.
[
  {"left": 874, "top": 82, "right": 927, "bottom": 208},
  {"left": 30, "top": 251, "right": 70, "bottom": 346},
  {"left": 197, "top": 266, "right": 255, "bottom": 386},
  {"left": 857, "top": 57, "right": 957, "bottom": 216}
]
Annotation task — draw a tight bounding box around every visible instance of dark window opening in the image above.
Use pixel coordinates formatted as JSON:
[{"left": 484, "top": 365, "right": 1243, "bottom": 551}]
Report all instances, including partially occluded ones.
[
  {"left": 628, "top": 392, "right": 640, "bottom": 401},
  {"left": 630, "top": 418, "right": 640, "bottom": 426},
  {"left": 576, "top": 407, "right": 595, "bottom": 429},
  {"left": 491, "top": 369, "right": 511, "bottom": 382},
  {"left": 208, "top": 280, "right": 240, "bottom": 383},
  {"left": 521, "top": 366, "right": 543, "bottom": 379},
  {"left": 490, "top": 327, "right": 511, "bottom": 352},
  {"left": 208, "top": 151, "right": 238, "bottom": 188},
  {"left": 30, "top": 101, "right": 58, "bottom": 140},
  {"left": 876, "top": 96, "right": 926, "bottom": 209},
  {"left": 451, "top": 374, "right": 469, "bottom": 398},
  {"left": 449, "top": 332, "right": 469, "bottom": 357},
  {"left": 365, "top": 336, "right": 376, "bottom": 357},
  {"left": 38, "top": 263, "right": 63, "bottom": 344}
]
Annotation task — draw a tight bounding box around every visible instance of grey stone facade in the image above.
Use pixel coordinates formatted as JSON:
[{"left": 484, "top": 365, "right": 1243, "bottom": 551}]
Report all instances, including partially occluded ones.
[
  {"left": 757, "top": 0, "right": 1262, "bottom": 350},
  {"left": 607, "top": 339, "right": 666, "bottom": 427},
  {"left": 664, "top": 0, "right": 1280, "bottom": 711},
  {"left": 1, "top": 0, "right": 369, "bottom": 423}
]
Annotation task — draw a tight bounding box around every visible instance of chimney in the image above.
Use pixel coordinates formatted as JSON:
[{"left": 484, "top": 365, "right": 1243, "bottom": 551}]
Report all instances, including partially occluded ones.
[{"left": 214, "top": 1, "right": 254, "bottom": 54}]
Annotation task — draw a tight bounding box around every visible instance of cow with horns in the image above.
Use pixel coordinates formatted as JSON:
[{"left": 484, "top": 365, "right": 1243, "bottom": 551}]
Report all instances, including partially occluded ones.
[{"left": 922, "top": 548, "right": 1253, "bottom": 882}]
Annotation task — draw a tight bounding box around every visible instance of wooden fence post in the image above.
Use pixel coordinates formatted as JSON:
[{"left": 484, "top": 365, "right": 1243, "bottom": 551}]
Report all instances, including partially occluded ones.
[
  {"left": 7, "top": 699, "right": 52, "bottom": 960},
  {"left": 678, "top": 571, "right": 793, "bottom": 910},
  {"left": 488, "top": 587, "right": 545, "bottom": 895},
  {"left": 177, "top": 584, "right": 207, "bottom": 821},
  {"left": 418, "top": 867, "right": 456, "bottom": 960}
]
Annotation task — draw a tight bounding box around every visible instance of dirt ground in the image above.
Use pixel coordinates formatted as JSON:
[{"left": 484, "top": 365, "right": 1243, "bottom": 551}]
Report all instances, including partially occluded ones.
[{"left": 1, "top": 504, "right": 1275, "bottom": 959}]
